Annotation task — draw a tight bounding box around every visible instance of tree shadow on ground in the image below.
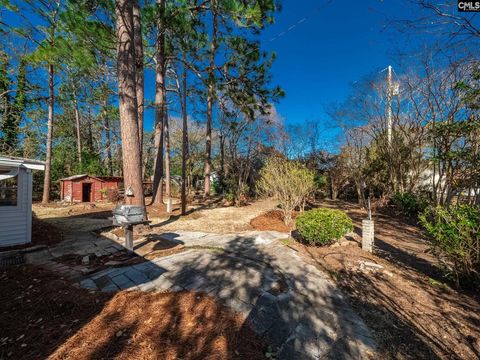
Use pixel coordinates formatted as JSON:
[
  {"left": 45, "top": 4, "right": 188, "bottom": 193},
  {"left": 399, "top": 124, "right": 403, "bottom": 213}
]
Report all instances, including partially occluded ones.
[
  {"left": 48, "top": 289, "right": 265, "bottom": 360},
  {"left": 350, "top": 222, "right": 443, "bottom": 281},
  {"left": 336, "top": 269, "right": 480, "bottom": 359},
  {"left": 145, "top": 233, "right": 381, "bottom": 358},
  {"left": 300, "top": 241, "right": 480, "bottom": 359},
  {"left": 321, "top": 199, "right": 445, "bottom": 283}
]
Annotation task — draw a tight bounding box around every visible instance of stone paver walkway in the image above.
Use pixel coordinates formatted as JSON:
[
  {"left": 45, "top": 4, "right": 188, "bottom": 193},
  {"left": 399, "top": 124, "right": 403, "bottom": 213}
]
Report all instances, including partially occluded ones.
[
  {"left": 79, "top": 230, "right": 376, "bottom": 359},
  {"left": 25, "top": 216, "right": 123, "bottom": 280}
]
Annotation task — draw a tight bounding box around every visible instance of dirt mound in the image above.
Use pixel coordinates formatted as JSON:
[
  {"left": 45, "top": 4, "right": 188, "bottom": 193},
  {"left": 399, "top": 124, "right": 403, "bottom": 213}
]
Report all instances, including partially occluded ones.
[
  {"left": 0, "top": 265, "right": 265, "bottom": 360},
  {"left": 250, "top": 210, "right": 296, "bottom": 233}
]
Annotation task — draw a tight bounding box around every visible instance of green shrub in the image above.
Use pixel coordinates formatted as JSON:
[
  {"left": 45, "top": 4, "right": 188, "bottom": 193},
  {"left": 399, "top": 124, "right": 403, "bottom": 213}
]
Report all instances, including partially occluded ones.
[
  {"left": 314, "top": 174, "right": 327, "bottom": 189},
  {"left": 212, "top": 179, "right": 222, "bottom": 195},
  {"left": 391, "top": 192, "right": 429, "bottom": 216},
  {"left": 313, "top": 174, "right": 328, "bottom": 199},
  {"left": 223, "top": 178, "right": 249, "bottom": 206},
  {"left": 295, "top": 208, "right": 354, "bottom": 246},
  {"left": 419, "top": 205, "right": 480, "bottom": 288}
]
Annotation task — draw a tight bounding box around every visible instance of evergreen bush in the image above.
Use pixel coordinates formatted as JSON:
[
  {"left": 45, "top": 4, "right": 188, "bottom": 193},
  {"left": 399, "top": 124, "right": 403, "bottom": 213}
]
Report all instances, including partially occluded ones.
[
  {"left": 295, "top": 208, "right": 353, "bottom": 245},
  {"left": 419, "top": 205, "right": 480, "bottom": 288},
  {"left": 391, "top": 192, "right": 429, "bottom": 216}
]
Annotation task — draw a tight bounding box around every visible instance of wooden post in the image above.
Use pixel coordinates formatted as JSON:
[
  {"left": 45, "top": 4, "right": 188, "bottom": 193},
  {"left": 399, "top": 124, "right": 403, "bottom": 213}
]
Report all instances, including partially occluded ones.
[{"left": 125, "top": 225, "right": 134, "bottom": 252}]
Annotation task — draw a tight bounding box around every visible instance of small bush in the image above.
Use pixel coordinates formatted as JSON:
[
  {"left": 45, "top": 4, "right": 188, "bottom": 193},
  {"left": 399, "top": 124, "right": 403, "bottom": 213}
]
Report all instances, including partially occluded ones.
[
  {"left": 313, "top": 174, "right": 328, "bottom": 199},
  {"left": 419, "top": 205, "right": 480, "bottom": 288},
  {"left": 391, "top": 192, "right": 429, "bottom": 216},
  {"left": 212, "top": 180, "right": 222, "bottom": 195},
  {"left": 223, "top": 178, "right": 249, "bottom": 206},
  {"left": 106, "top": 188, "right": 123, "bottom": 203},
  {"left": 295, "top": 208, "right": 353, "bottom": 246}
]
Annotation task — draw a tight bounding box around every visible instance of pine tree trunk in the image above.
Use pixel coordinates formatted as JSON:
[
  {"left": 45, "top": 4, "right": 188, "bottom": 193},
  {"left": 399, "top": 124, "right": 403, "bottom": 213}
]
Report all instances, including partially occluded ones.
[
  {"left": 142, "top": 141, "right": 151, "bottom": 181},
  {"left": 116, "top": 0, "right": 145, "bottom": 207},
  {"left": 133, "top": 1, "right": 144, "bottom": 167},
  {"left": 164, "top": 111, "right": 171, "bottom": 198},
  {"left": 103, "top": 98, "right": 113, "bottom": 176},
  {"left": 204, "top": 5, "right": 217, "bottom": 198},
  {"left": 151, "top": 0, "right": 166, "bottom": 205},
  {"left": 219, "top": 133, "right": 224, "bottom": 187},
  {"left": 72, "top": 88, "right": 82, "bottom": 167},
  {"left": 112, "top": 119, "right": 121, "bottom": 175},
  {"left": 42, "top": 64, "right": 54, "bottom": 204},
  {"left": 181, "top": 66, "right": 188, "bottom": 215}
]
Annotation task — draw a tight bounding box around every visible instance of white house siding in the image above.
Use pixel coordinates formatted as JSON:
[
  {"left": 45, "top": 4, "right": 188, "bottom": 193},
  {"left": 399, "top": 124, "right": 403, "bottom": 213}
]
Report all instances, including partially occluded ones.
[{"left": 0, "top": 168, "right": 32, "bottom": 246}]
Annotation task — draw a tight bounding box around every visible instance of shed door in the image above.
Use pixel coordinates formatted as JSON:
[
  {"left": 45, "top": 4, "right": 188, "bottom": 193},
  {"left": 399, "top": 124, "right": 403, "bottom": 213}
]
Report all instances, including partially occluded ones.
[{"left": 82, "top": 182, "right": 92, "bottom": 202}]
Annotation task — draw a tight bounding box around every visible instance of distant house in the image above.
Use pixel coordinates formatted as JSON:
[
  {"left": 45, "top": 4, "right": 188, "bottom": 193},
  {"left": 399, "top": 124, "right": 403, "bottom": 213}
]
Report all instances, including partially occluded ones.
[
  {"left": 59, "top": 174, "right": 123, "bottom": 203},
  {"left": 418, "top": 168, "right": 480, "bottom": 201},
  {"left": 0, "top": 156, "right": 45, "bottom": 247}
]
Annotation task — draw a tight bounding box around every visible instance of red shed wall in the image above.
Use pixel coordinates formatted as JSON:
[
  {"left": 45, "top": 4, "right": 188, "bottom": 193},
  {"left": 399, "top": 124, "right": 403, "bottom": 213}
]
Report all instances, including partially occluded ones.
[
  {"left": 72, "top": 181, "right": 83, "bottom": 202},
  {"left": 61, "top": 176, "right": 121, "bottom": 202},
  {"left": 60, "top": 180, "right": 74, "bottom": 201},
  {"left": 93, "top": 179, "right": 103, "bottom": 201}
]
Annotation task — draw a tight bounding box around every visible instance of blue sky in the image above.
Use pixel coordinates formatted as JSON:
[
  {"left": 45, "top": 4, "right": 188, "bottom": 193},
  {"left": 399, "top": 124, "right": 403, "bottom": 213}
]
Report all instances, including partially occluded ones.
[{"left": 258, "top": 0, "right": 416, "bottom": 145}]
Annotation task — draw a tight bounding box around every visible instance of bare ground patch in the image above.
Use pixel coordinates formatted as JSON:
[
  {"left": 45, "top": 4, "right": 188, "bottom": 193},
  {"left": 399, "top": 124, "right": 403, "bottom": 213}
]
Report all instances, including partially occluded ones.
[{"left": 153, "top": 198, "right": 279, "bottom": 233}]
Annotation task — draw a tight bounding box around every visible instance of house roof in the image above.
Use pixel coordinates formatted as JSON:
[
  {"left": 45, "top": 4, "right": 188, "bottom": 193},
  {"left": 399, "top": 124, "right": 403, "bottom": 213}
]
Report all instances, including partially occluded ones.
[{"left": 0, "top": 155, "right": 45, "bottom": 170}]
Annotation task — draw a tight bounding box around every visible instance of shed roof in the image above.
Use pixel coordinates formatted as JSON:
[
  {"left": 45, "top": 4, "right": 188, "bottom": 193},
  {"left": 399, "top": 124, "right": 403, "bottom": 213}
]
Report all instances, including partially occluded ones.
[
  {"left": 59, "top": 174, "right": 89, "bottom": 181},
  {"left": 59, "top": 174, "right": 123, "bottom": 182},
  {"left": 0, "top": 155, "right": 45, "bottom": 170},
  {"left": 97, "top": 176, "right": 123, "bottom": 181}
]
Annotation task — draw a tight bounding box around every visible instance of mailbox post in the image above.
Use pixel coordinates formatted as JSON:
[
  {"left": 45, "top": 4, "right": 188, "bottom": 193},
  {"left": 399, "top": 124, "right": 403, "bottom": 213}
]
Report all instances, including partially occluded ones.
[
  {"left": 125, "top": 224, "right": 134, "bottom": 251},
  {"left": 112, "top": 205, "right": 148, "bottom": 252}
]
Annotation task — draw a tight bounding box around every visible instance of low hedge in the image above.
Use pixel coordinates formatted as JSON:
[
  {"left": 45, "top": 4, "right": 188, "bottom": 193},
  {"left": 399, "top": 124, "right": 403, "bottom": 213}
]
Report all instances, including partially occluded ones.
[
  {"left": 295, "top": 208, "right": 353, "bottom": 246},
  {"left": 391, "top": 192, "right": 429, "bottom": 216}
]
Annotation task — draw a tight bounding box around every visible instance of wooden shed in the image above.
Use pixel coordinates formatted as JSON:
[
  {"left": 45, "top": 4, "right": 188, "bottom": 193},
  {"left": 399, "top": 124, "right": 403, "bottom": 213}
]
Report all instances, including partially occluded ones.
[
  {"left": 59, "top": 174, "right": 123, "bottom": 203},
  {"left": 0, "top": 156, "right": 45, "bottom": 247}
]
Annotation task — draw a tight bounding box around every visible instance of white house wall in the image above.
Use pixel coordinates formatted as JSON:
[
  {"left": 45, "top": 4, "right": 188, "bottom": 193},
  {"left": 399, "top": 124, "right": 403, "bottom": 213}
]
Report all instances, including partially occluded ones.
[{"left": 0, "top": 167, "right": 31, "bottom": 246}]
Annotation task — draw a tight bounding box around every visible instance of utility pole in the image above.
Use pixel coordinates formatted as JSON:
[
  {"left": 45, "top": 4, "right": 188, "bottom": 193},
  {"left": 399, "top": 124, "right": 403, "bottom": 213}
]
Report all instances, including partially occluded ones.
[{"left": 387, "top": 65, "right": 393, "bottom": 145}]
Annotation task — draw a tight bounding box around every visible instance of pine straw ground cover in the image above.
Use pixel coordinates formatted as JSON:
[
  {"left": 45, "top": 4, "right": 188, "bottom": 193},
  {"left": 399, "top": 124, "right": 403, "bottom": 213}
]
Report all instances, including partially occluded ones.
[{"left": 0, "top": 265, "right": 265, "bottom": 360}]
